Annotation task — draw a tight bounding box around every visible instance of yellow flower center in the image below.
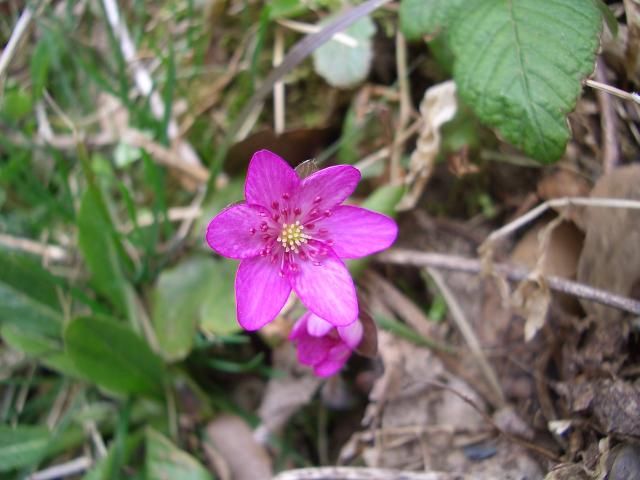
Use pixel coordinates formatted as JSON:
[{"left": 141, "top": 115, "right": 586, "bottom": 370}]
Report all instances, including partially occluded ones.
[{"left": 276, "top": 221, "right": 311, "bottom": 253}]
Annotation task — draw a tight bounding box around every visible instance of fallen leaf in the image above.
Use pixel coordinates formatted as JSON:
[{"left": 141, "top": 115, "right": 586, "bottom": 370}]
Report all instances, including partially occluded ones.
[
  {"left": 204, "top": 414, "right": 273, "bottom": 480},
  {"left": 255, "top": 343, "right": 322, "bottom": 441},
  {"left": 577, "top": 164, "right": 640, "bottom": 320}
]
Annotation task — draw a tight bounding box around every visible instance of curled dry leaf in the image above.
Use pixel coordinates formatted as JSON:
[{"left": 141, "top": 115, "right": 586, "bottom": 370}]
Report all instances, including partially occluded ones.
[
  {"left": 511, "top": 276, "right": 551, "bottom": 342},
  {"left": 397, "top": 80, "right": 458, "bottom": 211},
  {"left": 511, "top": 219, "right": 584, "bottom": 321}
]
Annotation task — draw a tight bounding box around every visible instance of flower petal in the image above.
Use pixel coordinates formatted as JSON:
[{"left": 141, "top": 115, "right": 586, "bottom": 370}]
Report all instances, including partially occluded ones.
[
  {"left": 306, "top": 313, "right": 334, "bottom": 337},
  {"left": 235, "top": 256, "right": 291, "bottom": 330},
  {"left": 296, "top": 335, "right": 335, "bottom": 366},
  {"left": 298, "top": 165, "right": 360, "bottom": 218},
  {"left": 245, "top": 150, "right": 300, "bottom": 208},
  {"left": 206, "top": 203, "right": 269, "bottom": 259},
  {"left": 315, "top": 205, "right": 398, "bottom": 258},
  {"left": 338, "top": 319, "right": 363, "bottom": 349},
  {"left": 291, "top": 250, "right": 357, "bottom": 326},
  {"left": 314, "top": 345, "right": 351, "bottom": 377},
  {"left": 288, "top": 312, "right": 311, "bottom": 340}
]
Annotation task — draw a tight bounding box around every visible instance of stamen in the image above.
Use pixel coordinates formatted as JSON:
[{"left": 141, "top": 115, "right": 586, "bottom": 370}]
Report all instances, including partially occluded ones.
[{"left": 276, "top": 220, "right": 310, "bottom": 254}]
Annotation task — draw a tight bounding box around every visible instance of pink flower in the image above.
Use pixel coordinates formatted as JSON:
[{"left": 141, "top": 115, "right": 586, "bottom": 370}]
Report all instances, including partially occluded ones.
[
  {"left": 289, "top": 311, "right": 363, "bottom": 377},
  {"left": 206, "top": 150, "right": 397, "bottom": 330}
]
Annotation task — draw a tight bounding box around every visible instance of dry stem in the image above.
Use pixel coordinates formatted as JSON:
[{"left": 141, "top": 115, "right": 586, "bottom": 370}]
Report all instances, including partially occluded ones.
[{"left": 378, "top": 249, "right": 640, "bottom": 316}]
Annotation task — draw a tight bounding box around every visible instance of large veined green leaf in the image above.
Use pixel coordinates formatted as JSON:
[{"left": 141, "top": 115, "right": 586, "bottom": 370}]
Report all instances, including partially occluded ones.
[
  {"left": 145, "top": 428, "right": 212, "bottom": 480},
  {"left": 448, "top": 0, "right": 601, "bottom": 163},
  {"left": 152, "top": 255, "right": 238, "bottom": 361},
  {"left": 399, "top": 0, "right": 464, "bottom": 40},
  {"left": 65, "top": 316, "right": 165, "bottom": 398},
  {"left": 0, "top": 425, "right": 51, "bottom": 472}
]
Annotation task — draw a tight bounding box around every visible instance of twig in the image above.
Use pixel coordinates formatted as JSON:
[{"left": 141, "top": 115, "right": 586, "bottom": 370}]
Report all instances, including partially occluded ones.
[
  {"left": 377, "top": 249, "right": 640, "bottom": 316},
  {"left": 0, "top": 233, "right": 68, "bottom": 261},
  {"left": 122, "top": 129, "right": 209, "bottom": 183},
  {"left": 355, "top": 119, "right": 422, "bottom": 172},
  {"left": 484, "top": 196, "right": 640, "bottom": 245},
  {"left": 28, "top": 456, "right": 92, "bottom": 480},
  {"left": 390, "top": 30, "right": 411, "bottom": 184},
  {"left": 277, "top": 19, "right": 359, "bottom": 47},
  {"left": 585, "top": 78, "right": 640, "bottom": 105},
  {"left": 425, "top": 268, "right": 505, "bottom": 406},
  {"left": 595, "top": 63, "right": 620, "bottom": 171},
  {"left": 273, "top": 467, "right": 460, "bottom": 480},
  {"left": 0, "top": 6, "right": 33, "bottom": 79},
  {"left": 273, "top": 27, "right": 286, "bottom": 135}
]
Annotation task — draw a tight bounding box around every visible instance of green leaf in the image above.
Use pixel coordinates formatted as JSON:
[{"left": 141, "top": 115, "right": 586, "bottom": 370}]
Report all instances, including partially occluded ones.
[
  {"left": 77, "top": 188, "right": 133, "bottom": 315},
  {"left": 448, "top": 0, "right": 601, "bottom": 163},
  {"left": 0, "top": 425, "right": 51, "bottom": 472},
  {"left": 1, "top": 324, "right": 79, "bottom": 376},
  {"left": 0, "top": 249, "right": 62, "bottom": 337},
  {"left": 313, "top": 16, "right": 376, "bottom": 88},
  {"left": 152, "top": 255, "right": 238, "bottom": 361},
  {"left": 30, "top": 39, "right": 51, "bottom": 100},
  {"left": 145, "top": 428, "right": 213, "bottom": 480},
  {"left": 65, "top": 316, "right": 165, "bottom": 398},
  {"left": 399, "top": 0, "right": 464, "bottom": 40},
  {"left": 1, "top": 87, "right": 33, "bottom": 121},
  {"left": 269, "top": 0, "right": 306, "bottom": 19}
]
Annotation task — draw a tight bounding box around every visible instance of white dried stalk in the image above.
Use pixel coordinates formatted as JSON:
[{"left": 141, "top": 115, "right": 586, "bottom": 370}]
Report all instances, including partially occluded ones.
[{"left": 397, "top": 81, "right": 458, "bottom": 211}]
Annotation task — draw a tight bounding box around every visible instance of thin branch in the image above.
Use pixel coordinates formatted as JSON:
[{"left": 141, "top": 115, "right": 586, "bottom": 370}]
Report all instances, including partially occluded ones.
[
  {"left": 277, "top": 19, "right": 359, "bottom": 47},
  {"left": 484, "top": 197, "right": 640, "bottom": 245},
  {"left": 355, "top": 119, "right": 422, "bottom": 172},
  {"left": 390, "top": 30, "right": 411, "bottom": 184},
  {"left": 28, "top": 457, "right": 92, "bottom": 480},
  {"left": 0, "top": 7, "right": 33, "bottom": 79},
  {"left": 273, "top": 27, "right": 286, "bottom": 135},
  {"left": 377, "top": 249, "right": 640, "bottom": 316},
  {"left": 595, "top": 63, "right": 620, "bottom": 171},
  {"left": 585, "top": 78, "right": 640, "bottom": 105},
  {"left": 0, "top": 233, "right": 68, "bottom": 261},
  {"left": 273, "top": 467, "right": 457, "bottom": 480}
]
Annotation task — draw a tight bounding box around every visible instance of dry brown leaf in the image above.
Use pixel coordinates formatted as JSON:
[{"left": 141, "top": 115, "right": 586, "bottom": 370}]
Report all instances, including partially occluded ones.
[
  {"left": 255, "top": 343, "right": 322, "bottom": 441},
  {"left": 397, "top": 80, "right": 458, "bottom": 211},
  {"left": 577, "top": 164, "right": 640, "bottom": 320},
  {"left": 204, "top": 414, "right": 273, "bottom": 480}
]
